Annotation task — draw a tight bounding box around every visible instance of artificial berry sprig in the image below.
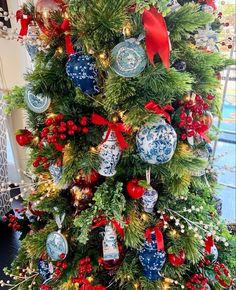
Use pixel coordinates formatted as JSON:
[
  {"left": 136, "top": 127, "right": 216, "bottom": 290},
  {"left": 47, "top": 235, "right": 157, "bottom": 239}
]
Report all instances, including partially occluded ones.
[
  {"left": 53, "top": 260, "right": 68, "bottom": 279},
  {"left": 72, "top": 257, "right": 92, "bottom": 285},
  {"left": 40, "top": 284, "right": 52, "bottom": 290},
  {"left": 177, "top": 94, "right": 214, "bottom": 141},
  {"left": 185, "top": 274, "right": 209, "bottom": 290},
  {"left": 2, "top": 209, "right": 27, "bottom": 231},
  {"left": 32, "top": 156, "right": 50, "bottom": 168}
]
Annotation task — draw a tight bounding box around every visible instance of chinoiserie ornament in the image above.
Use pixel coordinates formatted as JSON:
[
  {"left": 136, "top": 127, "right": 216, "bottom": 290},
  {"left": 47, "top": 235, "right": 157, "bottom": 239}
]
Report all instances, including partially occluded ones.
[
  {"left": 194, "top": 25, "right": 218, "bottom": 52},
  {"left": 35, "top": 0, "right": 66, "bottom": 38},
  {"left": 25, "top": 22, "right": 40, "bottom": 62},
  {"left": 205, "top": 235, "right": 218, "bottom": 262},
  {"left": 142, "top": 168, "right": 158, "bottom": 213},
  {"left": 49, "top": 163, "right": 63, "bottom": 184},
  {"left": 98, "top": 130, "right": 121, "bottom": 176},
  {"left": 139, "top": 227, "right": 166, "bottom": 280},
  {"left": 168, "top": 249, "right": 186, "bottom": 266},
  {"left": 25, "top": 85, "right": 51, "bottom": 113},
  {"left": 110, "top": 38, "right": 147, "bottom": 78},
  {"left": 66, "top": 52, "right": 99, "bottom": 95},
  {"left": 91, "top": 113, "right": 131, "bottom": 176},
  {"left": 136, "top": 120, "right": 177, "bottom": 165},
  {"left": 46, "top": 211, "right": 68, "bottom": 261},
  {"left": 102, "top": 223, "right": 121, "bottom": 270},
  {"left": 38, "top": 258, "right": 54, "bottom": 282}
]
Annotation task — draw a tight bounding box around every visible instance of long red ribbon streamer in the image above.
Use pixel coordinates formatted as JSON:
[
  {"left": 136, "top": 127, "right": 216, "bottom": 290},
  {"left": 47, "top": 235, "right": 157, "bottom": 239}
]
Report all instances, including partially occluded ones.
[
  {"left": 145, "top": 100, "right": 174, "bottom": 123},
  {"left": 145, "top": 227, "right": 164, "bottom": 251},
  {"left": 205, "top": 235, "right": 214, "bottom": 253},
  {"left": 60, "top": 19, "right": 75, "bottom": 56},
  {"left": 142, "top": 7, "right": 170, "bottom": 68},
  {"left": 91, "top": 113, "right": 130, "bottom": 150}
]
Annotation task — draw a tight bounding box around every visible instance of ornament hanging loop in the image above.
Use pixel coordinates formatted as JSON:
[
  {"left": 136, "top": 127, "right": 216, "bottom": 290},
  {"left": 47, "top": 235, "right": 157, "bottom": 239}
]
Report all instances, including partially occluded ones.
[
  {"left": 54, "top": 207, "right": 65, "bottom": 232},
  {"left": 146, "top": 167, "right": 151, "bottom": 186}
]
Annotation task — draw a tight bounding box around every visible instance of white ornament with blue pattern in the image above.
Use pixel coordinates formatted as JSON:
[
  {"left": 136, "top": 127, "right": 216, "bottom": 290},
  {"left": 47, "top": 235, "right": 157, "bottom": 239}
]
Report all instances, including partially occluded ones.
[
  {"left": 111, "top": 38, "right": 147, "bottom": 78},
  {"left": 46, "top": 231, "right": 68, "bottom": 261},
  {"left": 25, "top": 86, "right": 51, "bottom": 113},
  {"left": 66, "top": 52, "right": 99, "bottom": 95},
  {"left": 142, "top": 187, "right": 158, "bottom": 213},
  {"left": 49, "top": 164, "right": 63, "bottom": 184},
  {"left": 136, "top": 121, "right": 177, "bottom": 165}
]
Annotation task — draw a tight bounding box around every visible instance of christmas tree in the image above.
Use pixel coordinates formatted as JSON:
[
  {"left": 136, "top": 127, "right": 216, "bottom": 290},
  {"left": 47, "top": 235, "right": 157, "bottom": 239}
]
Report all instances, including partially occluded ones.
[{"left": 1, "top": 0, "right": 235, "bottom": 289}]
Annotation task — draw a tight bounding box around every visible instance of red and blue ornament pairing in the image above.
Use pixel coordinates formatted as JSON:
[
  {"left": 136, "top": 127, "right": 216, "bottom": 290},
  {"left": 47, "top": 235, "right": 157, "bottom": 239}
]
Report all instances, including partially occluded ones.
[
  {"left": 139, "top": 227, "right": 166, "bottom": 280},
  {"left": 66, "top": 52, "right": 99, "bottom": 95}
]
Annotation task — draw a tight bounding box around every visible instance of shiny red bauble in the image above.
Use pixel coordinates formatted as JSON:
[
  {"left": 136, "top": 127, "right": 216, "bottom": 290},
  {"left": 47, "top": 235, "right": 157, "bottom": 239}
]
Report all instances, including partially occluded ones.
[
  {"left": 35, "top": 0, "right": 67, "bottom": 37},
  {"left": 75, "top": 169, "right": 100, "bottom": 187},
  {"left": 199, "top": 111, "right": 213, "bottom": 129},
  {"left": 16, "top": 129, "right": 33, "bottom": 146},
  {"left": 168, "top": 250, "right": 186, "bottom": 266},
  {"left": 126, "top": 178, "right": 145, "bottom": 199}
]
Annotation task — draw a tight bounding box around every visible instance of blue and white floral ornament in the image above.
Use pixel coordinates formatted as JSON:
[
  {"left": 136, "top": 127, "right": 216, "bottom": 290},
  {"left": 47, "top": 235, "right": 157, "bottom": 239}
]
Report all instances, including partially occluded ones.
[
  {"left": 49, "top": 163, "right": 63, "bottom": 184},
  {"left": 66, "top": 52, "right": 99, "bottom": 95},
  {"left": 25, "top": 85, "right": 51, "bottom": 113},
  {"left": 111, "top": 38, "right": 147, "bottom": 78},
  {"left": 136, "top": 121, "right": 177, "bottom": 165},
  {"left": 139, "top": 229, "right": 166, "bottom": 281},
  {"left": 194, "top": 26, "right": 218, "bottom": 52}
]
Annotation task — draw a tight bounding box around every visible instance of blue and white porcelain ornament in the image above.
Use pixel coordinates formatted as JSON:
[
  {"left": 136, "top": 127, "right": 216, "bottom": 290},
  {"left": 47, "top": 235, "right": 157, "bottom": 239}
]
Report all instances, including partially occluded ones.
[
  {"left": 66, "top": 52, "right": 99, "bottom": 95},
  {"left": 25, "top": 85, "right": 51, "bottom": 113},
  {"left": 194, "top": 25, "right": 218, "bottom": 52},
  {"left": 103, "top": 224, "right": 120, "bottom": 261},
  {"left": 49, "top": 163, "right": 63, "bottom": 184},
  {"left": 200, "top": 4, "right": 214, "bottom": 13},
  {"left": 142, "top": 168, "right": 158, "bottom": 213},
  {"left": 46, "top": 211, "right": 68, "bottom": 261},
  {"left": 139, "top": 228, "right": 166, "bottom": 281},
  {"left": 98, "top": 130, "right": 122, "bottom": 177},
  {"left": 38, "top": 259, "right": 54, "bottom": 282},
  {"left": 136, "top": 120, "right": 177, "bottom": 165},
  {"left": 25, "top": 22, "right": 39, "bottom": 62},
  {"left": 111, "top": 38, "right": 147, "bottom": 78}
]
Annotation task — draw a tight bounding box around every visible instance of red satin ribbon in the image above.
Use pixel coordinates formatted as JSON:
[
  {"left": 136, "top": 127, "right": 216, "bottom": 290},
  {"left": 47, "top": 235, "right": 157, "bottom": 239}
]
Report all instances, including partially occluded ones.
[
  {"left": 206, "top": 0, "right": 217, "bottom": 11},
  {"left": 205, "top": 235, "right": 214, "bottom": 253},
  {"left": 60, "top": 19, "right": 75, "bottom": 56},
  {"left": 91, "top": 113, "right": 130, "bottom": 150},
  {"left": 145, "top": 227, "right": 164, "bottom": 251},
  {"left": 142, "top": 7, "right": 170, "bottom": 68},
  {"left": 195, "top": 124, "right": 210, "bottom": 143},
  {"left": 91, "top": 216, "right": 124, "bottom": 239},
  {"left": 16, "top": 9, "right": 32, "bottom": 39},
  {"left": 145, "top": 100, "right": 174, "bottom": 123}
]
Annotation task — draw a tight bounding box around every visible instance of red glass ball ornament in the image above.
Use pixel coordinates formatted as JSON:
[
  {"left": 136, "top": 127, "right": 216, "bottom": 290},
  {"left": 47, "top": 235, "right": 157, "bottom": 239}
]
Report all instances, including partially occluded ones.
[
  {"left": 168, "top": 250, "right": 186, "bottom": 266},
  {"left": 199, "top": 111, "right": 213, "bottom": 129},
  {"left": 126, "top": 178, "right": 145, "bottom": 199},
  {"left": 35, "top": 0, "right": 67, "bottom": 37}
]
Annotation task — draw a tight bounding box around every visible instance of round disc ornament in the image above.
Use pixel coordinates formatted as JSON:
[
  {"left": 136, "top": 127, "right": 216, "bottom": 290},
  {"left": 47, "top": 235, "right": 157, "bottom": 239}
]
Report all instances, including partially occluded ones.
[
  {"left": 25, "top": 86, "right": 51, "bottom": 113},
  {"left": 46, "top": 231, "right": 68, "bottom": 261},
  {"left": 111, "top": 38, "right": 147, "bottom": 78}
]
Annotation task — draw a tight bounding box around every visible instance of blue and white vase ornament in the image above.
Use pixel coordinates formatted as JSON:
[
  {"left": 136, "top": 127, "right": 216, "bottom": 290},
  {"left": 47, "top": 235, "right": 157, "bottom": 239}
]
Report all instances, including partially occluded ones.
[
  {"left": 49, "top": 163, "right": 63, "bottom": 184},
  {"left": 66, "top": 52, "right": 99, "bottom": 95},
  {"left": 25, "top": 22, "right": 39, "bottom": 62},
  {"left": 111, "top": 37, "right": 147, "bottom": 78},
  {"left": 98, "top": 130, "right": 122, "bottom": 177},
  {"left": 139, "top": 228, "right": 166, "bottom": 280},
  {"left": 46, "top": 211, "right": 68, "bottom": 261},
  {"left": 25, "top": 85, "right": 51, "bottom": 113},
  {"left": 136, "top": 120, "right": 177, "bottom": 165},
  {"left": 38, "top": 259, "right": 54, "bottom": 282},
  {"left": 142, "top": 168, "right": 158, "bottom": 213},
  {"left": 103, "top": 224, "right": 119, "bottom": 261}
]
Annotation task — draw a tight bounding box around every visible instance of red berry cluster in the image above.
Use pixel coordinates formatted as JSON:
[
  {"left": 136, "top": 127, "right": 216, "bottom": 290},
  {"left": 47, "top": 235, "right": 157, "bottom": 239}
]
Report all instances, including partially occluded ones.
[
  {"left": 221, "top": 36, "right": 233, "bottom": 49},
  {"left": 177, "top": 94, "right": 214, "bottom": 141},
  {"left": 54, "top": 260, "right": 68, "bottom": 278},
  {"left": 33, "top": 156, "right": 50, "bottom": 168},
  {"left": 2, "top": 212, "right": 24, "bottom": 231},
  {"left": 185, "top": 274, "right": 209, "bottom": 290},
  {"left": 72, "top": 256, "right": 92, "bottom": 284},
  {"left": 38, "top": 114, "right": 89, "bottom": 152},
  {"left": 199, "top": 258, "right": 211, "bottom": 268}
]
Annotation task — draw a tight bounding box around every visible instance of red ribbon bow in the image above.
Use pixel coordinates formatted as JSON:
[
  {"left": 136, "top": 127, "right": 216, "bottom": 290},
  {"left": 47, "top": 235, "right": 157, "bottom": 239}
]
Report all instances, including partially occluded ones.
[
  {"left": 205, "top": 235, "right": 214, "bottom": 254},
  {"left": 206, "top": 0, "right": 217, "bottom": 11},
  {"left": 60, "top": 18, "right": 75, "bottom": 57},
  {"left": 195, "top": 123, "right": 210, "bottom": 143},
  {"left": 91, "top": 215, "right": 124, "bottom": 239},
  {"left": 145, "top": 100, "right": 174, "bottom": 123},
  {"left": 142, "top": 7, "right": 170, "bottom": 68},
  {"left": 16, "top": 9, "right": 33, "bottom": 39},
  {"left": 145, "top": 227, "right": 164, "bottom": 251},
  {"left": 91, "top": 113, "right": 130, "bottom": 150}
]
